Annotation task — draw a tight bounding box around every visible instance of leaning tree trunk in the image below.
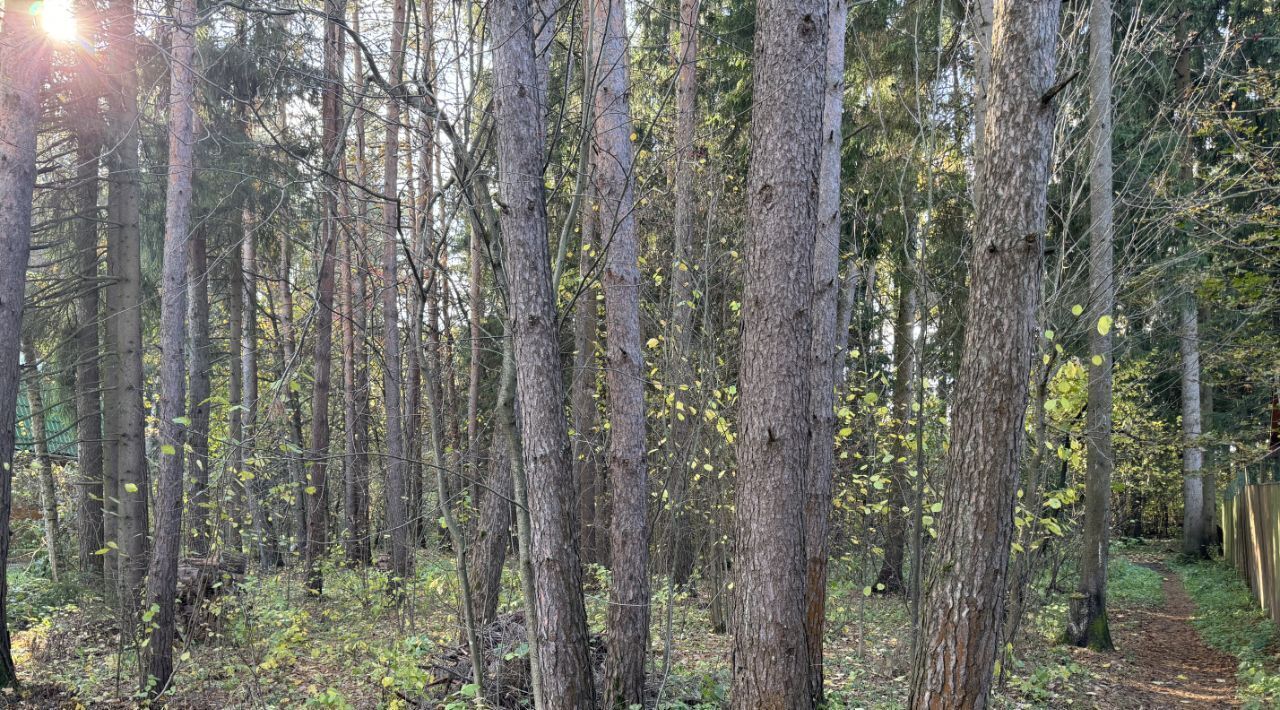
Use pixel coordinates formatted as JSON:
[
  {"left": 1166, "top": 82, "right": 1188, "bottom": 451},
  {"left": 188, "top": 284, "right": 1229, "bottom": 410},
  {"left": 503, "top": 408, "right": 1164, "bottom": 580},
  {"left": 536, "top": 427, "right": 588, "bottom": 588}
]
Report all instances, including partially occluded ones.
[
  {"left": 144, "top": 0, "right": 195, "bottom": 689},
  {"left": 1180, "top": 295, "right": 1205, "bottom": 557},
  {"left": 0, "top": 2, "right": 50, "bottom": 686},
  {"left": 1066, "top": 0, "right": 1116, "bottom": 651},
  {"left": 729, "top": 0, "right": 828, "bottom": 705},
  {"left": 907, "top": 1, "right": 1061, "bottom": 708},
  {"left": 72, "top": 109, "right": 106, "bottom": 578},
  {"left": 804, "top": 0, "right": 847, "bottom": 701},
  {"left": 22, "top": 339, "right": 61, "bottom": 583},
  {"left": 490, "top": 0, "right": 597, "bottom": 702},
  {"left": 590, "top": 0, "right": 651, "bottom": 702}
]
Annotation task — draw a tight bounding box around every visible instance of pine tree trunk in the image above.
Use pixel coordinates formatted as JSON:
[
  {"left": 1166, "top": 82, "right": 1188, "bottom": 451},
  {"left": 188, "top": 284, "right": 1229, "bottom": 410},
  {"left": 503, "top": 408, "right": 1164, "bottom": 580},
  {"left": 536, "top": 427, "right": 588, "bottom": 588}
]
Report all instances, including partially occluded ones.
[
  {"left": 381, "top": 0, "right": 413, "bottom": 585},
  {"left": 144, "top": 0, "right": 195, "bottom": 686},
  {"left": 72, "top": 108, "right": 107, "bottom": 578},
  {"left": 106, "top": 0, "right": 151, "bottom": 608},
  {"left": 804, "top": 1, "right": 847, "bottom": 700},
  {"left": 306, "top": 0, "right": 347, "bottom": 592},
  {"left": 1066, "top": 0, "right": 1116, "bottom": 651},
  {"left": 590, "top": 0, "right": 651, "bottom": 701},
  {"left": 490, "top": 0, "right": 597, "bottom": 700},
  {"left": 730, "top": 0, "right": 828, "bottom": 704},
  {"left": 0, "top": 3, "right": 50, "bottom": 684},
  {"left": 877, "top": 271, "right": 917, "bottom": 594},
  {"left": 907, "top": 1, "right": 1062, "bottom": 707},
  {"left": 664, "top": 0, "right": 700, "bottom": 588},
  {"left": 571, "top": 185, "right": 601, "bottom": 566},
  {"left": 242, "top": 213, "right": 279, "bottom": 568},
  {"left": 187, "top": 225, "right": 212, "bottom": 555}
]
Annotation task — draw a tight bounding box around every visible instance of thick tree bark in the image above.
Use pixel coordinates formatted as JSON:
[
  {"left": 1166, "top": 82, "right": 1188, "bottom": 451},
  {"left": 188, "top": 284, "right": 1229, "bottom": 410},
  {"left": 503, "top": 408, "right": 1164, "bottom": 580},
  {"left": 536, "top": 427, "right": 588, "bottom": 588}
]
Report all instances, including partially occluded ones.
[
  {"left": 305, "top": 0, "right": 347, "bottom": 592},
  {"left": 907, "top": 1, "right": 1061, "bottom": 707},
  {"left": 1180, "top": 296, "right": 1205, "bottom": 557},
  {"left": 664, "top": 0, "right": 700, "bottom": 588},
  {"left": 803, "top": 0, "right": 847, "bottom": 700},
  {"left": 969, "top": 0, "right": 994, "bottom": 206},
  {"left": 187, "top": 226, "right": 212, "bottom": 555},
  {"left": 730, "top": 0, "right": 828, "bottom": 705},
  {"left": 72, "top": 107, "right": 106, "bottom": 578},
  {"left": 490, "top": 0, "right": 597, "bottom": 702},
  {"left": 381, "top": 0, "right": 413, "bottom": 585},
  {"left": 144, "top": 0, "right": 195, "bottom": 687},
  {"left": 470, "top": 424, "right": 513, "bottom": 629},
  {"left": 22, "top": 340, "right": 61, "bottom": 583},
  {"left": 105, "top": 0, "right": 151, "bottom": 607},
  {"left": 1066, "top": 0, "right": 1116, "bottom": 651},
  {"left": 590, "top": 0, "right": 651, "bottom": 702},
  {"left": 0, "top": 2, "right": 50, "bottom": 685}
]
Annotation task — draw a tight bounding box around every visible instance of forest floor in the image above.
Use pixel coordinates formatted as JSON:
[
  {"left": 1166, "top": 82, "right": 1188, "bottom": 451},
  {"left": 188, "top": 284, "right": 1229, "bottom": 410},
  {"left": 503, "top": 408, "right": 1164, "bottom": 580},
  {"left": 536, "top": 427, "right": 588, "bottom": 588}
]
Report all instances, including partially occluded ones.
[{"left": 5, "top": 541, "right": 1277, "bottom": 708}]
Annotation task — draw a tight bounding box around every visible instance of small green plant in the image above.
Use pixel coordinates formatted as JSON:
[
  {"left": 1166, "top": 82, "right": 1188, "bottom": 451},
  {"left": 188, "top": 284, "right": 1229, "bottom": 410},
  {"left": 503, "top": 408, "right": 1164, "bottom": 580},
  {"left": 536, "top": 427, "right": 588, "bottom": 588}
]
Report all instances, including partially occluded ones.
[
  {"left": 1107, "top": 557, "right": 1164, "bottom": 606},
  {"left": 1172, "top": 558, "right": 1280, "bottom": 708}
]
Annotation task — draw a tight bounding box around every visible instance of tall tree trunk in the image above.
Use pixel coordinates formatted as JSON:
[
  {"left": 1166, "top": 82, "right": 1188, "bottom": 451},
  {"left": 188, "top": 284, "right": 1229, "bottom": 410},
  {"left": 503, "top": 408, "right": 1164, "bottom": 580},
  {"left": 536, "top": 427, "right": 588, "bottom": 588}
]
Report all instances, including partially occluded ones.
[
  {"left": 664, "top": 0, "right": 700, "bottom": 588},
  {"left": 0, "top": 2, "right": 50, "bottom": 684},
  {"left": 341, "top": 202, "right": 370, "bottom": 565},
  {"left": 1180, "top": 296, "right": 1205, "bottom": 557},
  {"left": 73, "top": 114, "right": 107, "bottom": 578},
  {"left": 490, "top": 0, "right": 597, "bottom": 702},
  {"left": 571, "top": 187, "right": 601, "bottom": 565},
  {"left": 381, "top": 0, "right": 413, "bottom": 585},
  {"left": 730, "top": 0, "right": 828, "bottom": 704},
  {"left": 306, "top": 0, "right": 347, "bottom": 592},
  {"left": 277, "top": 222, "right": 308, "bottom": 556},
  {"left": 106, "top": 0, "right": 151, "bottom": 607},
  {"left": 804, "top": 0, "right": 847, "bottom": 700},
  {"left": 907, "top": 1, "right": 1061, "bottom": 707},
  {"left": 970, "top": 0, "right": 994, "bottom": 206},
  {"left": 242, "top": 214, "right": 279, "bottom": 568},
  {"left": 21, "top": 339, "right": 61, "bottom": 583},
  {"left": 1066, "top": 0, "right": 1115, "bottom": 651},
  {"left": 590, "top": 0, "right": 651, "bottom": 702},
  {"left": 876, "top": 271, "right": 916, "bottom": 594},
  {"left": 187, "top": 225, "right": 212, "bottom": 555},
  {"left": 228, "top": 227, "right": 245, "bottom": 554},
  {"left": 144, "top": 0, "right": 195, "bottom": 687}
]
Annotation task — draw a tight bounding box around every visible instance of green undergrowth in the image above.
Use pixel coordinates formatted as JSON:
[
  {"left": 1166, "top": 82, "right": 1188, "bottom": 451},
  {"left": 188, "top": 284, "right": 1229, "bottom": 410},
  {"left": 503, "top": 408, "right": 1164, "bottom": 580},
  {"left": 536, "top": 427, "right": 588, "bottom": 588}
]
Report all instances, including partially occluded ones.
[
  {"left": 1107, "top": 556, "right": 1164, "bottom": 607},
  {"left": 1172, "top": 557, "right": 1280, "bottom": 708}
]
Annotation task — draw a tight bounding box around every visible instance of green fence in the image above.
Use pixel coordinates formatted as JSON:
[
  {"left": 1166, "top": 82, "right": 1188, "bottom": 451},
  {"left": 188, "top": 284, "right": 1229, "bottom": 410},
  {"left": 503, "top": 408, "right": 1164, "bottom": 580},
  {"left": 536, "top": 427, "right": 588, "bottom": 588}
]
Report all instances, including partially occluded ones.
[{"left": 1221, "top": 475, "right": 1280, "bottom": 624}]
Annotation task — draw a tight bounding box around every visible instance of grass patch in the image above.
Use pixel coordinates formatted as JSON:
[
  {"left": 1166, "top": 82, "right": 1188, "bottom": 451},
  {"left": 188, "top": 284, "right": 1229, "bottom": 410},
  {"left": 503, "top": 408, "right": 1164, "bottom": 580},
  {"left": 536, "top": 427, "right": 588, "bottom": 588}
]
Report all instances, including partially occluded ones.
[
  {"left": 1108, "top": 557, "right": 1164, "bottom": 607},
  {"left": 1172, "top": 557, "right": 1280, "bottom": 708}
]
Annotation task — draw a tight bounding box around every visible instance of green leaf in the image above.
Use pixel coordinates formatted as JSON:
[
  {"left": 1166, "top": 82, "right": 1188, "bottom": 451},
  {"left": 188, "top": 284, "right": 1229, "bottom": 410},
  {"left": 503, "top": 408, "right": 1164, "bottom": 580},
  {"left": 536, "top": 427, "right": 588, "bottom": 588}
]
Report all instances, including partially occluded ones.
[
  {"left": 124, "top": 483, "right": 139, "bottom": 493},
  {"left": 1071, "top": 304, "right": 1084, "bottom": 316},
  {"left": 1097, "top": 314, "right": 1113, "bottom": 336},
  {"left": 1092, "top": 355, "right": 1104, "bottom": 366},
  {"left": 161, "top": 444, "right": 177, "bottom": 456},
  {"left": 173, "top": 415, "right": 191, "bottom": 426}
]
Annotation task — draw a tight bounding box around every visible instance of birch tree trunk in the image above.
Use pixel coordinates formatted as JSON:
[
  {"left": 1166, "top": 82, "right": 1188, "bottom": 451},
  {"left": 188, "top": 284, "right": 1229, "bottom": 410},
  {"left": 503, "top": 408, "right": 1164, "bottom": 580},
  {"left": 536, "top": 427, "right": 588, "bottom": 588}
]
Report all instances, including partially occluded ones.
[
  {"left": 21, "top": 339, "right": 61, "bottom": 583},
  {"left": 1066, "top": 0, "right": 1116, "bottom": 651},
  {"left": 730, "top": 0, "right": 828, "bottom": 704},
  {"left": 908, "top": 0, "right": 1061, "bottom": 706},
  {"left": 490, "top": 0, "right": 597, "bottom": 701},
  {"left": 1180, "top": 296, "right": 1205, "bottom": 557}
]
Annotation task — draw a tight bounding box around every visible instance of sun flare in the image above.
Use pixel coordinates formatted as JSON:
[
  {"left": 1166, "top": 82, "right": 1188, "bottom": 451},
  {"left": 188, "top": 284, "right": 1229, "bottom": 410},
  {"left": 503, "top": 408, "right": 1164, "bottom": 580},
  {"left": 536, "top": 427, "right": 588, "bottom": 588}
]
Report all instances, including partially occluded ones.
[{"left": 32, "top": 0, "right": 78, "bottom": 43}]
